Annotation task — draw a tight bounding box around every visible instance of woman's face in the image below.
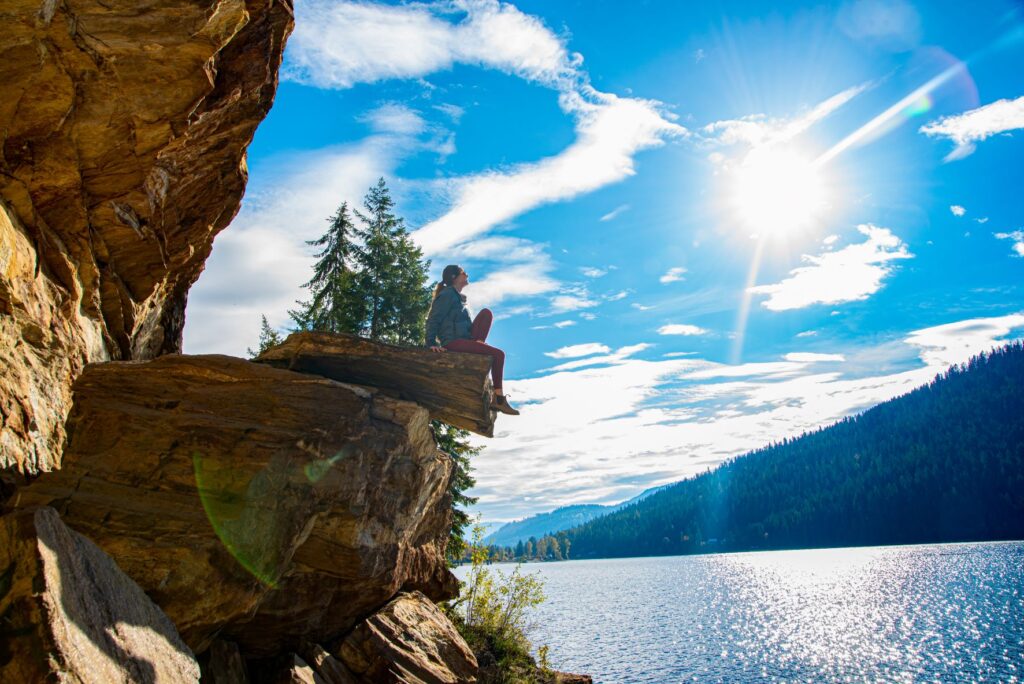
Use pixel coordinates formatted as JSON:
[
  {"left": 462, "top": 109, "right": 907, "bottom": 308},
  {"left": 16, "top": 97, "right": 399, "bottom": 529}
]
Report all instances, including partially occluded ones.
[{"left": 455, "top": 270, "right": 469, "bottom": 289}]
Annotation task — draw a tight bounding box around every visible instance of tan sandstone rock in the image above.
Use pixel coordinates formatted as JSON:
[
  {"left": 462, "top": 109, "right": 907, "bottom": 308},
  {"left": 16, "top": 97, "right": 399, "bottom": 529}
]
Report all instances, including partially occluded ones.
[
  {"left": 11, "top": 354, "right": 458, "bottom": 655},
  {"left": 271, "top": 655, "right": 327, "bottom": 684},
  {"left": 0, "top": 506, "right": 199, "bottom": 683},
  {"left": 337, "top": 591, "right": 478, "bottom": 684},
  {"left": 0, "top": 0, "right": 293, "bottom": 483},
  {"left": 297, "top": 642, "right": 359, "bottom": 684},
  {"left": 258, "top": 332, "right": 498, "bottom": 437}
]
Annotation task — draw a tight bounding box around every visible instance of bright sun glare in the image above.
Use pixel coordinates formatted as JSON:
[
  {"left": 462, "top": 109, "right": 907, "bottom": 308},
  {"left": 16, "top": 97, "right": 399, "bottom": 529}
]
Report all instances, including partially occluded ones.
[{"left": 732, "top": 146, "right": 828, "bottom": 236}]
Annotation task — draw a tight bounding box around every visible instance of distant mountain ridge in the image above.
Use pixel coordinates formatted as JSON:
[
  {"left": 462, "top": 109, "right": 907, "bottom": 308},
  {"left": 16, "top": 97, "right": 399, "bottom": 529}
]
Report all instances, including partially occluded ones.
[
  {"left": 564, "top": 342, "right": 1024, "bottom": 559},
  {"left": 484, "top": 487, "right": 664, "bottom": 548}
]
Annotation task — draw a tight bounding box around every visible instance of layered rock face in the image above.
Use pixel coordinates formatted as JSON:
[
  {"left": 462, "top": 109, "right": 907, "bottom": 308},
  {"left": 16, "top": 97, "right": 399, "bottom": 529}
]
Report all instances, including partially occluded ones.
[
  {"left": 0, "top": 0, "right": 293, "bottom": 480},
  {"left": 258, "top": 332, "right": 497, "bottom": 436},
  {"left": 13, "top": 354, "right": 458, "bottom": 655},
  {"left": 338, "top": 591, "right": 479, "bottom": 684},
  {"left": 0, "top": 506, "right": 199, "bottom": 683}
]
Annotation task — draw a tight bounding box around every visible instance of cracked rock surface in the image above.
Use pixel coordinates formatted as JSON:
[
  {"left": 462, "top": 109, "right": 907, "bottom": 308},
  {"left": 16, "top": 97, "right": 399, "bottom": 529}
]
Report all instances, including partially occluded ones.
[{"left": 0, "top": 0, "right": 293, "bottom": 483}]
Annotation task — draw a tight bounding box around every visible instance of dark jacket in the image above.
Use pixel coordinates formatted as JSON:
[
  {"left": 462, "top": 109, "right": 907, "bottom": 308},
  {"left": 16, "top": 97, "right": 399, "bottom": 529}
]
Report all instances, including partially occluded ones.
[{"left": 425, "top": 287, "right": 472, "bottom": 346}]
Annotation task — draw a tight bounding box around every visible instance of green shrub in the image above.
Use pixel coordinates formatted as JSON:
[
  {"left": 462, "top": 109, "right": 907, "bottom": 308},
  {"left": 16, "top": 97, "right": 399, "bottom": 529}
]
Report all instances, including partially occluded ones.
[{"left": 445, "top": 523, "right": 549, "bottom": 683}]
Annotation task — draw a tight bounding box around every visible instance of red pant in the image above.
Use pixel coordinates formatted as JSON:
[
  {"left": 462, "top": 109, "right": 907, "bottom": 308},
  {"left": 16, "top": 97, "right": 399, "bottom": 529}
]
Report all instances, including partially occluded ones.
[{"left": 445, "top": 309, "right": 504, "bottom": 388}]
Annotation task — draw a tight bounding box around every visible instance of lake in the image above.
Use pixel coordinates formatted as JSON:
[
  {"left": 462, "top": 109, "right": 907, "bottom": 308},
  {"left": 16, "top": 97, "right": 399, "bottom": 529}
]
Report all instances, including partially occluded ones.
[{"left": 456, "top": 541, "right": 1024, "bottom": 683}]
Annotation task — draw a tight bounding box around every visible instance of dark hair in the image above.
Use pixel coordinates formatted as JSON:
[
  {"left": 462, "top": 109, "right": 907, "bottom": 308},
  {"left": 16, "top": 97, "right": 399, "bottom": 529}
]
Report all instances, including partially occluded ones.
[{"left": 432, "top": 264, "right": 463, "bottom": 300}]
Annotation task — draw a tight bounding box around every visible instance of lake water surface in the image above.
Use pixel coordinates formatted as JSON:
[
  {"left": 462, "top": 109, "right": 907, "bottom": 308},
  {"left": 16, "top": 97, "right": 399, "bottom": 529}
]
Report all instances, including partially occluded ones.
[{"left": 458, "top": 542, "right": 1024, "bottom": 683}]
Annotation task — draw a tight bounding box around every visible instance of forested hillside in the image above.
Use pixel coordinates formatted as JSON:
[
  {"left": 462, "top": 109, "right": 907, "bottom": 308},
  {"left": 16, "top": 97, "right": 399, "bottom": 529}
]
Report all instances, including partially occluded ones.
[{"left": 565, "top": 342, "right": 1024, "bottom": 559}]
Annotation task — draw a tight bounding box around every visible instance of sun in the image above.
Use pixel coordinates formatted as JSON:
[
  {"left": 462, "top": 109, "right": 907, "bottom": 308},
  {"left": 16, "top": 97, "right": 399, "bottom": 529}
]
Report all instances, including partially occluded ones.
[{"left": 731, "top": 146, "right": 828, "bottom": 236}]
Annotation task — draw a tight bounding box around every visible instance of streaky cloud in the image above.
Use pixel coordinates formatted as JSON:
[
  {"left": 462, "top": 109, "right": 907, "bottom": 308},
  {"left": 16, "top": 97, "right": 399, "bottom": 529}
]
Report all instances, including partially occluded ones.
[{"left": 920, "top": 96, "right": 1024, "bottom": 161}]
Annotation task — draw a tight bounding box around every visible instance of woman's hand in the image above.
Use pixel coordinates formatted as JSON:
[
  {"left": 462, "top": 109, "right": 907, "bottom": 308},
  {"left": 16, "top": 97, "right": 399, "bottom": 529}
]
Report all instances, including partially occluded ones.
[{"left": 430, "top": 346, "right": 446, "bottom": 353}]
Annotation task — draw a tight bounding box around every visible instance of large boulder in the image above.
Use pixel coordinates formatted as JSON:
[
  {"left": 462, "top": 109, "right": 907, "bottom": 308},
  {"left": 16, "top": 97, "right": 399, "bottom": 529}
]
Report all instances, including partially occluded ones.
[
  {"left": 0, "top": 506, "right": 199, "bottom": 683},
  {"left": 337, "top": 591, "right": 478, "bottom": 684},
  {"left": 0, "top": 0, "right": 293, "bottom": 483},
  {"left": 257, "top": 332, "right": 498, "bottom": 437},
  {"left": 11, "top": 354, "right": 457, "bottom": 655}
]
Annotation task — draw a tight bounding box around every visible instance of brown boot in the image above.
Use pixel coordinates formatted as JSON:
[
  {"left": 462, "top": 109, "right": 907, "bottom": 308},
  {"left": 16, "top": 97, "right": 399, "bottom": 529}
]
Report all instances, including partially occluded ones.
[{"left": 492, "top": 394, "right": 520, "bottom": 416}]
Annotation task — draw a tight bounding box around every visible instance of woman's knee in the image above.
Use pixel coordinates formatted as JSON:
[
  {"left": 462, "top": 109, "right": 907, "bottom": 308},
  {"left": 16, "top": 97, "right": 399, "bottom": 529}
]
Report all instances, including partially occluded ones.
[{"left": 477, "top": 308, "right": 493, "bottom": 321}]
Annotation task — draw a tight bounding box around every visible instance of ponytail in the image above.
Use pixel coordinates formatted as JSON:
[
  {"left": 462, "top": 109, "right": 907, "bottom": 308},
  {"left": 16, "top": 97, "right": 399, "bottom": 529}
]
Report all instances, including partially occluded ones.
[{"left": 432, "top": 282, "right": 446, "bottom": 300}]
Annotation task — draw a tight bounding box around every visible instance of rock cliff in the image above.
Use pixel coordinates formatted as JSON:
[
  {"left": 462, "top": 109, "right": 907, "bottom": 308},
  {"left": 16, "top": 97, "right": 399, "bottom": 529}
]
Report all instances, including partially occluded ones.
[
  {"left": 0, "top": 0, "right": 293, "bottom": 482},
  {"left": 0, "top": 3, "right": 566, "bottom": 682},
  {"left": 13, "top": 354, "right": 458, "bottom": 655}
]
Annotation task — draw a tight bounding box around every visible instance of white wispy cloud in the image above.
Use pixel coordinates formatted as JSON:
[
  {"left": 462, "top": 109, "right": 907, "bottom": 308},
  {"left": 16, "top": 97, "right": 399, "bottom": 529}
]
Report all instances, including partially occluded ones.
[
  {"left": 796, "top": 330, "right": 818, "bottom": 338},
  {"left": 994, "top": 230, "right": 1024, "bottom": 257},
  {"left": 413, "top": 90, "right": 686, "bottom": 254},
  {"left": 904, "top": 313, "right": 1024, "bottom": 366},
  {"left": 632, "top": 303, "right": 655, "bottom": 311},
  {"left": 658, "top": 324, "right": 707, "bottom": 336},
  {"left": 599, "top": 204, "right": 631, "bottom": 222},
  {"left": 434, "top": 103, "right": 466, "bottom": 122},
  {"left": 950, "top": 204, "right": 966, "bottom": 217},
  {"left": 445, "top": 235, "right": 560, "bottom": 309},
  {"left": 359, "top": 102, "right": 426, "bottom": 134},
  {"left": 471, "top": 313, "right": 1024, "bottom": 519},
  {"left": 749, "top": 224, "right": 913, "bottom": 311},
  {"left": 286, "top": 0, "right": 581, "bottom": 90},
  {"left": 554, "top": 320, "right": 577, "bottom": 328},
  {"left": 920, "top": 96, "right": 1024, "bottom": 161},
  {"left": 784, "top": 352, "right": 846, "bottom": 362},
  {"left": 701, "top": 83, "right": 872, "bottom": 149},
  {"left": 543, "top": 343, "right": 652, "bottom": 372},
  {"left": 550, "top": 293, "right": 599, "bottom": 313},
  {"left": 545, "top": 343, "right": 612, "bottom": 359},
  {"left": 580, "top": 266, "right": 607, "bottom": 278},
  {"left": 659, "top": 266, "right": 687, "bottom": 284}
]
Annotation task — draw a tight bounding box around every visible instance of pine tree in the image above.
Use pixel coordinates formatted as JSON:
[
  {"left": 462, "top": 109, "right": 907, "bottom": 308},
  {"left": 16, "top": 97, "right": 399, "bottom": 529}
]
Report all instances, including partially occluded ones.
[
  {"left": 290, "top": 202, "right": 366, "bottom": 334},
  {"left": 435, "top": 420, "right": 481, "bottom": 565},
  {"left": 352, "top": 178, "right": 430, "bottom": 344},
  {"left": 247, "top": 315, "right": 283, "bottom": 358}
]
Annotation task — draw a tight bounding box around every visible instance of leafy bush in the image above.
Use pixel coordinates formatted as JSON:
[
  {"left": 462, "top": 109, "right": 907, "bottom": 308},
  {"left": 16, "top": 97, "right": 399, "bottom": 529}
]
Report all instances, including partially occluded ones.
[{"left": 445, "top": 523, "right": 550, "bottom": 684}]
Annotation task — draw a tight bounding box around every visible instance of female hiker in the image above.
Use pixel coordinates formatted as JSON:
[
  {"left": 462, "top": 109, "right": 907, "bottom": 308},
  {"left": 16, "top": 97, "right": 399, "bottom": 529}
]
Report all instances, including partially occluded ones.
[{"left": 426, "top": 264, "right": 520, "bottom": 416}]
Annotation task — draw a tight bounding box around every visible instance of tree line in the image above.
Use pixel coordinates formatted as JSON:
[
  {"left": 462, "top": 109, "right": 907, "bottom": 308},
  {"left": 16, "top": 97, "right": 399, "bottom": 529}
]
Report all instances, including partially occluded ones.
[
  {"left": 481, "top": 532, "right": 573, "bottom": 563},
  {"left": 560, "top": 342, "right": 1024, "bottom": 559},
  {"left": 250, "top": 178, "right": 479, "bottom": 563}
]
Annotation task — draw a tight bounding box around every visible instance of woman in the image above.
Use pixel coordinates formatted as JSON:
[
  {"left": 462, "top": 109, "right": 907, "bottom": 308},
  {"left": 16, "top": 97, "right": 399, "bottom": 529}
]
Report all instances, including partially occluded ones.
[{"left": 426, "top": 264, "right": 519, "bottom": 416}]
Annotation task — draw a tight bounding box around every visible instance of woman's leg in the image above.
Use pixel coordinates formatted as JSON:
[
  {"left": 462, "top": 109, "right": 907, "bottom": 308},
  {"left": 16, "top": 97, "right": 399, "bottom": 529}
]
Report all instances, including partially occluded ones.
[
  {"left": 444, "top": 338, "right": 504, "bottom": 390},
  {"left": 471, "top": 308, "right": 492, "bottom": 342}
]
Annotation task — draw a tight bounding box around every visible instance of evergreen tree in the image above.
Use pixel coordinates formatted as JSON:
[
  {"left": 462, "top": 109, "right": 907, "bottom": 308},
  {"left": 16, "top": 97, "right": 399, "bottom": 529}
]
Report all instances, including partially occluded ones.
[
  {"left": 352, "top": 178, "right": 430, "bottom": 344},
  {"left": 290, "top": 202, "right": 366, "bottom": 334},
  {"left": 435, "top": 420, "right": 481, "bottom": 565},
  {"left": 247, "top": 315, "right": 283, "bottom": 358}
]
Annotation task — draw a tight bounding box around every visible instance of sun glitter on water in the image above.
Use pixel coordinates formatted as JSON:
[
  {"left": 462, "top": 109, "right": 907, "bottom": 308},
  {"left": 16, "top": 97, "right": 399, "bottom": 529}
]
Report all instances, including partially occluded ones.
[{"left": 731, "top": 145, "right": 829, "bottom": 237}]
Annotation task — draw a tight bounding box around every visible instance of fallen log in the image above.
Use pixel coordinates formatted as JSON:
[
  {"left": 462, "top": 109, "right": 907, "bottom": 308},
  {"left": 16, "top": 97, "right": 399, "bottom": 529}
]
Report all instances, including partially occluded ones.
[{"left": 257, "top": 332, "right": 497, "bottom": 437}]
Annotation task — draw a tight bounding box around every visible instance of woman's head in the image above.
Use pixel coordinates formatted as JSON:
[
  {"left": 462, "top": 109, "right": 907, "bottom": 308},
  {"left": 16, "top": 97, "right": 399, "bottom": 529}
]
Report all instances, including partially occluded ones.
[
  {"left": 442, "top": 264, "right": 468, "bottom": 287},
  {"left": 433, "top": 264, "right": 469, "bottom": 299}
]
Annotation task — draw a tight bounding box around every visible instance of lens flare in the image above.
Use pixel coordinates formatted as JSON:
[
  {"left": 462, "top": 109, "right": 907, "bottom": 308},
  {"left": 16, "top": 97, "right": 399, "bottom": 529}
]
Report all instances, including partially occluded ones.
[{"left": 192, "top": 446, "right": 353, "bottom": 586}]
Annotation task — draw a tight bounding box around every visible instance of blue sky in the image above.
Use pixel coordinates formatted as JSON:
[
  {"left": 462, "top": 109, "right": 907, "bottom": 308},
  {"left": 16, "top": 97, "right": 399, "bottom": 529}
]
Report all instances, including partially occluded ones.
[{"left": 184, "top": 0, "right": 1024, "bottom": 521}]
